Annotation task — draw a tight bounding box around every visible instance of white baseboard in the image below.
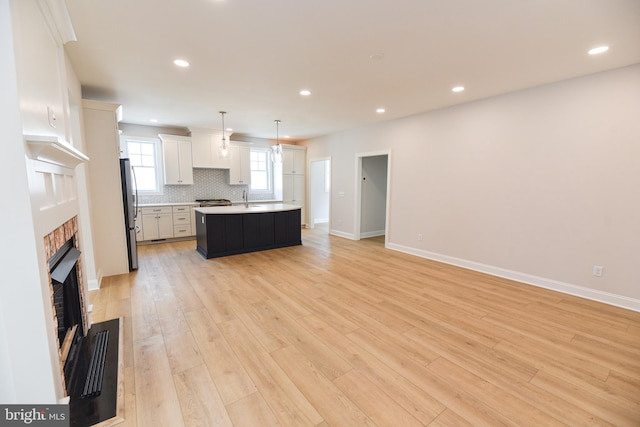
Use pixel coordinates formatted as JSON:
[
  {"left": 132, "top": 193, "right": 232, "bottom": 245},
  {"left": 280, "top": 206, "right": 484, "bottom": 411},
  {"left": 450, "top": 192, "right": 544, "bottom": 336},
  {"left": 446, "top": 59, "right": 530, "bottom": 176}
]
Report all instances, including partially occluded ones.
[
  {"left": 360, "top": 230, "right": 385, "bottom": 239},
  {"left": 330, "top": 229, "right": 356, "bottom": 240},
  {"left": 87, "top": 277, "right": 100, "bottom": 291},
  {"left": 386, "top": 242, "right": 640, "bottom": 313}
]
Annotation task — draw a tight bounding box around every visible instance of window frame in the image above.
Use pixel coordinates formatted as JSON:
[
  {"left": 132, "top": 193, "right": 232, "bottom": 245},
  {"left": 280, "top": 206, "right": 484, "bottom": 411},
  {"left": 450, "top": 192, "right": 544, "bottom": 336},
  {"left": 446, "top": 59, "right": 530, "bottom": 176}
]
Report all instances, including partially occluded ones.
[
  {"left": 249, "top": 148, "right": 272, "bottom": 194},
  {"left": 120, "top": 135, "right": 164, "bottom": 195}
]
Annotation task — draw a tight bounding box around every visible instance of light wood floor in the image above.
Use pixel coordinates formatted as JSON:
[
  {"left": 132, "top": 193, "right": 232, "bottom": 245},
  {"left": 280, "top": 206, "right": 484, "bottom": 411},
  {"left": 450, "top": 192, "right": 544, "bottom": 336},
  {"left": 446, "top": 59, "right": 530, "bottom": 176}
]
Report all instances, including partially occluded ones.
[{"left": 90, "top": 228, "right": 640, "bottom": 426}]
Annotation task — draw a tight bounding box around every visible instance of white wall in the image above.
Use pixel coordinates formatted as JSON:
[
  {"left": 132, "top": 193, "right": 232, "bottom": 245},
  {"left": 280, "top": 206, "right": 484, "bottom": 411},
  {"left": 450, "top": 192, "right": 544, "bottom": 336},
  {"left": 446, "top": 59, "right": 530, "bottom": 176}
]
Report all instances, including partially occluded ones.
[
  {"left": 1, "top": 0, "right": 88, "bottom": 402},
  {"left": 83, "top": 101, "right": 129, "bottom": 281},
  {"left": 301, "top": 64, "right": 640, "bottom": 310}
]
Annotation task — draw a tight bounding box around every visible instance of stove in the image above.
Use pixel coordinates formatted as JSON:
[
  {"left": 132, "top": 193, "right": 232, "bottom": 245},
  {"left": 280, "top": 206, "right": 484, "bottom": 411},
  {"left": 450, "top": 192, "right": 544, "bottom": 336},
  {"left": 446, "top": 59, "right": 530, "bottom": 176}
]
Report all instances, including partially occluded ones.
[{"left": 196, "top": 198, "right": 232, "bottom": 207}]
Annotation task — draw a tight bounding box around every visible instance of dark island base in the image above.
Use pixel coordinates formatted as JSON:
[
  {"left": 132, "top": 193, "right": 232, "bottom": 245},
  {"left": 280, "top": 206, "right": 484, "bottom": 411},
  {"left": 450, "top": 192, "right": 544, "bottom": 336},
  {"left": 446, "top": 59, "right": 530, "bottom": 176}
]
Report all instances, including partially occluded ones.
[{"left": 196, "top": 209, "right": 302, "bottom": 259}]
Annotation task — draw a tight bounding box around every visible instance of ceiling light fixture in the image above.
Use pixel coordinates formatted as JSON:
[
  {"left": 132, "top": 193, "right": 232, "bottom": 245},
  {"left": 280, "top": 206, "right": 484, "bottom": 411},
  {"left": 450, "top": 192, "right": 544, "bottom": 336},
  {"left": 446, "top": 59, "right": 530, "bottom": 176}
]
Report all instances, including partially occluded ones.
[
  {"left": 173, "top": 59, "right": 190, "bottom": 67},
  {"left": 300, "top": 89, "right": 311, "bottom": 96},
  {"left": 149, "top": 119, "right": 158, "bottom": 123},
  {"left": 452, "top": 86, "right": 465, "bottom": 93},
  {"left": 376, "top": 108, "right": 385, "bottom": 113},
  {"left": 271, "top": 120, "right": 283, "bottom": 163},
  {"left": 588, "top": 46, "right": 609, "bottom": 55},
  {"left": 218, "top": 111, "right": 229, "bottom": 158}
]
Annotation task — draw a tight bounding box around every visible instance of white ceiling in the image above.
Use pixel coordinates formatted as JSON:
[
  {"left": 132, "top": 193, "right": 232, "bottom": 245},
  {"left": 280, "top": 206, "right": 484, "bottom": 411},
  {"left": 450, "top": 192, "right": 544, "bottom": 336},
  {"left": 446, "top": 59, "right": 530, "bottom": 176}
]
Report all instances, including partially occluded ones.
[{"left": 64, "top": 0, "right": 640, "bottom": 140}]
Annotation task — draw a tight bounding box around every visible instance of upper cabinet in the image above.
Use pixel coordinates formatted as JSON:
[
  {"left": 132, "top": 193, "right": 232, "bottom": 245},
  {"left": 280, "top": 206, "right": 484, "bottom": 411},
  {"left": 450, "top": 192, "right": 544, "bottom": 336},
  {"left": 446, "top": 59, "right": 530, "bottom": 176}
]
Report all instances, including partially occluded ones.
[
  {"left": 191, "top": 130, "right": 231, "bottom": 169},
  {"left": 228, "top": 143, "right": 251, "bottom": 185},
  {"left": 283, "top": 146, "right": 306, "bottom": 175},
  {"left": 159, "top": 134, "right": 193, "bottom": 185}
]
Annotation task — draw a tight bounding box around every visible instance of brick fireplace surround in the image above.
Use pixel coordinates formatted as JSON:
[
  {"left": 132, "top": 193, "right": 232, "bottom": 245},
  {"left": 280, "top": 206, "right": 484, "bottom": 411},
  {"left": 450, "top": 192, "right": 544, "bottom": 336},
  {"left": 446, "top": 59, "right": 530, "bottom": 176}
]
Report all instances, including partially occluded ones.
[{"left": 43, "top": 215, "right": 88, "bottom": 396}]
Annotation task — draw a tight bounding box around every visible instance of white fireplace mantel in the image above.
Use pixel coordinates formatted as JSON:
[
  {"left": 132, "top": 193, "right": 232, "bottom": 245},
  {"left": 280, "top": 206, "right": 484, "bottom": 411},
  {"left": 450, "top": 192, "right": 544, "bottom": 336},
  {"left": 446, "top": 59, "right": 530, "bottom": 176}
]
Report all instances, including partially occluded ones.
[{"left": 25, "top": 134, "right": 89, "bottom": 168}]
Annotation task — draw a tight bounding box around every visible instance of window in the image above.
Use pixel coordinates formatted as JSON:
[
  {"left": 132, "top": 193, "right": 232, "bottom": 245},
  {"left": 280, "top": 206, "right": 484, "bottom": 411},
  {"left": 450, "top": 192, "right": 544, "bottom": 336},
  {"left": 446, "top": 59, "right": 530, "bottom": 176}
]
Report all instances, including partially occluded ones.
[
  {"left": 122, "top": 137, "right": 162, "bottom": 194},
  {"left": 250, "top": 149, "right": 271, "bottom": 193}
]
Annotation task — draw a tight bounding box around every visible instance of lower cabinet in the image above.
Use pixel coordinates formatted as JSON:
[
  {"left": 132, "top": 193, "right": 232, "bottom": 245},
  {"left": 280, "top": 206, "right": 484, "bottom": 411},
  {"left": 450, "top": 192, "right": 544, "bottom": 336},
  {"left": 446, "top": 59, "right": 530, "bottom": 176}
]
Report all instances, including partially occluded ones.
[
  {"left": 139, "top": 205, "right": 196, "bottom": 241},
  {"left": 196, "top": 209, "right": 302, "bottom": 259},
  {"left": 141, "top": 213, "right": 173, "bottom": 240},
  {"left": 243, "top": 213, "right": 275, "bottom": 249}
]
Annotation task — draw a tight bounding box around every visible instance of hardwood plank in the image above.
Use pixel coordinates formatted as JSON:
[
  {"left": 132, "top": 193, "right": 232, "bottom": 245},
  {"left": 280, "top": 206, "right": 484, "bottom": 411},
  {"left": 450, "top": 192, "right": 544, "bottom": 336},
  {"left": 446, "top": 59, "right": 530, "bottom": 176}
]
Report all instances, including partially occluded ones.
[
  {"left": 132, "top": 334, "right": 185, "bottom": 427},
  {"left": 428, "top": 358, "right": 565, "bottom": 426},
  {"left": 271, "top": 345, "right": 375, "bottom": 426},
  {"left": 225, "top": 393, "right": 281, "bottom": 427},
  {"left": 333, "top": 369, "right": 424, "bottom": 427},
  {"left": 299, "top": 315, "right": 446, "bottom": 424},
  {"left": 184, "top": 308, "right": 257, "bottom": 404},
  {"left": 173, "top": 365, "right": 233, "bottom": 427},
  {"left": 531, "top": 370, "right": 639, "bottom": 426},
  {"left": 219, "top": 318, "right": 323, "bottom": 426}
]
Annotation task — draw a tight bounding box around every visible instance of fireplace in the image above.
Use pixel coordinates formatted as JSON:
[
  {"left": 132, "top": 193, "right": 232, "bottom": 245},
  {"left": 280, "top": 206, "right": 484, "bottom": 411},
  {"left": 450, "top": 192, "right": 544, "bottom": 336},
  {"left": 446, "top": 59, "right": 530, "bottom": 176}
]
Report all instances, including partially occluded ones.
[
  {"left": 44, "top": 217, "right": 122, "bottom": 426},
  {"left": 44, "top": 216, "right": 88, "bottom": 396},
  {"left": 49, "top": 236, "right": 85, "bottom": 388}
]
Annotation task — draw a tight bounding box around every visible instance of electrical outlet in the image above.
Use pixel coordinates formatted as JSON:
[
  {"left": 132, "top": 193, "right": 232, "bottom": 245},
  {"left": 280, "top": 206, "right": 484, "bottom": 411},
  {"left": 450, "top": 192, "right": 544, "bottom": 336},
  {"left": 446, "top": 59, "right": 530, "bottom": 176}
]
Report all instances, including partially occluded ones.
[
  {"left": 592, "top": 266, "right": 604, "bottom": 277},
  {"left": 417, "top": 233, "right": 423, "bottom": 241}
]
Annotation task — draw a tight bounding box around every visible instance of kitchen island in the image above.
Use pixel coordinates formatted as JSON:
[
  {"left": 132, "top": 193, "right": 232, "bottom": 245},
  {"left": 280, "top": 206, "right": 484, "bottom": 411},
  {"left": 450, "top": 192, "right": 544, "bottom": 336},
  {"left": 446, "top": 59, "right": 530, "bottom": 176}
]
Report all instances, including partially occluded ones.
[{"left": 194, "top": 204, "right": 302, "bottom": 258}]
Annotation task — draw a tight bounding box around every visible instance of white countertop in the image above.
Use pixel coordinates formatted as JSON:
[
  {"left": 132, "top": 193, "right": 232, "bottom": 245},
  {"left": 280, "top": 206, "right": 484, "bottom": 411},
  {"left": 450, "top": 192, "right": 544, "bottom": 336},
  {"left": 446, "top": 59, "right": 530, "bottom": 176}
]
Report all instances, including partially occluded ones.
[
  {"left": 194, "top": 203, "right": 301, "bottom": 214},
  {"left": 138, "top": 202, "right": 199, "bottom": 207}
]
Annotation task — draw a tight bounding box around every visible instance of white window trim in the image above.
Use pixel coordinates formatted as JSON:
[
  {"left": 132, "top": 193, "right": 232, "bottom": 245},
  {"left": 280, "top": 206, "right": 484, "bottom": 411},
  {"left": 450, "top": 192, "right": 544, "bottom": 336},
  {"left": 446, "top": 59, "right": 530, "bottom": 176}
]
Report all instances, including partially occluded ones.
[
  {"left": 120, "top": 135, "right": 164, "bottom": 196},
  {"left": 249, "top": 147, "right": 273, "bottom": 195}
]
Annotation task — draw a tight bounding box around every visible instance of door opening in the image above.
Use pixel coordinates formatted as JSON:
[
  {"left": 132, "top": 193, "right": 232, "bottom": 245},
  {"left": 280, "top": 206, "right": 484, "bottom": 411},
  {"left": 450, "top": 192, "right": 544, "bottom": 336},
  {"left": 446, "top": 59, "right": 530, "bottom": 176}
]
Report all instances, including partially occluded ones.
[{"left": 355, "top": 151, "right": 390, "bottom": 243}]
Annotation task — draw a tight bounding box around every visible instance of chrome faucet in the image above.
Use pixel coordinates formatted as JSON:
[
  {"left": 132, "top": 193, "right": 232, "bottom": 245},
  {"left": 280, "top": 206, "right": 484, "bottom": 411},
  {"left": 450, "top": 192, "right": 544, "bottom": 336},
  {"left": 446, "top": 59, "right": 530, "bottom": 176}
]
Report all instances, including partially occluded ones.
[{"left": 243, "top": 188, "right": 249, "bottom": 207}]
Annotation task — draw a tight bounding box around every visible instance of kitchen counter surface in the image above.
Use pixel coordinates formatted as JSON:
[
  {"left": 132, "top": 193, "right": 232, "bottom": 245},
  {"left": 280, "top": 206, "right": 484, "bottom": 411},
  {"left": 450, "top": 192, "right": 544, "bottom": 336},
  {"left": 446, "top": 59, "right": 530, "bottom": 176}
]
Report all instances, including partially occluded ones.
[
  {"left": 138, "top": 202, "right": 199, "bottom": 207},
  {"left": 195, "top": 203, "right": 300, "bottom": 215}
]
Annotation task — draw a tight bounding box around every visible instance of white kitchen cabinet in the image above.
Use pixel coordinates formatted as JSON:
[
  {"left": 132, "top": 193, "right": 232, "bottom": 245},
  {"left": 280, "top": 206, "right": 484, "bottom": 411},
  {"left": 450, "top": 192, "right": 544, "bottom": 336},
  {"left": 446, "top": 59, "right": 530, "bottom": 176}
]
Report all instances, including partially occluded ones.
[
  {"left": 141, "top": 206, "right": 174, "bottom": 240},
  {"left": 228, "top": 143, "right": 251, "bottom": 185},
  {"left": 138, "top": 204, "right": 196, "bottom": 241},
  {"left": 283, "top": 174, "right": 305, "bottom": 225},
  {"left": 191, "top": 130, "right": 231, "bottom": 169},
  {"left": 282, "top": 145, "right": 306, "bottom": 225},
  {"left": 160, "top": 134, "right": 193, "bottom": 185},
  {"left": 283, "top": 146, "right": 306, "bottom": 175},
  {"left": 172, "top": 205, "right": 192, "bottom": 236}
]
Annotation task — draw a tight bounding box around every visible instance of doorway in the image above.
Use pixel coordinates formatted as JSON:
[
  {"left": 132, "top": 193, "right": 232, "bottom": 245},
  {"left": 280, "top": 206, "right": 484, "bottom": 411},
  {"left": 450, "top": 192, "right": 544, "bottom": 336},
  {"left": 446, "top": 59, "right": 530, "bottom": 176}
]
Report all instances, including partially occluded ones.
[
  {"left": 355, "top": 152, "right": 390, "bottom": 242},
  {"left": 309, "top": 158, "right": 331, "bottom": 232}
]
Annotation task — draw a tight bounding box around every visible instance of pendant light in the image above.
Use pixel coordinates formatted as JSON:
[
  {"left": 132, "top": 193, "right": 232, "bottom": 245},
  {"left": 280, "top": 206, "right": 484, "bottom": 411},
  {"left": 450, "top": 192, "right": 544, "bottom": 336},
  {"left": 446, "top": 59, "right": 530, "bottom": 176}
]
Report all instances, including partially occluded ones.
[
  {"left": 271, "top": 119, "right": 283, "bottom": 163},
  {"left": 218, "top": 111, "right": 229, "bottom": 158}
]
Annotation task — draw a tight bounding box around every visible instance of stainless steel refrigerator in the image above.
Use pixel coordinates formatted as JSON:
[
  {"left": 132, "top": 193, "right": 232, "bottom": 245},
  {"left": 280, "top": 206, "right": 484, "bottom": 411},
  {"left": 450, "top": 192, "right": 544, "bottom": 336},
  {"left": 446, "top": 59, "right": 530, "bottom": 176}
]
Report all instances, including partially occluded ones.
[{"left": 120, "top": 158, "right": 139, "bottom": 271}]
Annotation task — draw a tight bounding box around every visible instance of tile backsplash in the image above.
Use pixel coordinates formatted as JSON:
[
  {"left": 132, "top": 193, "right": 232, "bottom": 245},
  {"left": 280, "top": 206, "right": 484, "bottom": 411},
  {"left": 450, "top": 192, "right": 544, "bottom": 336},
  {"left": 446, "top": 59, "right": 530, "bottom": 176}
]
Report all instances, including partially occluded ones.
[{"left": 138, "top": 168, "right": 274, "bottom": 204}]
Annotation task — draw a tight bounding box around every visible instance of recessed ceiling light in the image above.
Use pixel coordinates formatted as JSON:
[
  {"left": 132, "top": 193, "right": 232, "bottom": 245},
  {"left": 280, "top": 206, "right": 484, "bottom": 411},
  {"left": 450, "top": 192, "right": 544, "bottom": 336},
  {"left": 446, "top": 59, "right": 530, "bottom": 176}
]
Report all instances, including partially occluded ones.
[
  {"left": 149, "top": 119, "right": 158, "bottom": 123},
  {"left": 300, "top": 89, "right": 311, "bottom": 96},
  {"left": 376, "top": 108, "right": 385, "bottom": 114},
  {"left": 452, "top": 86, "right": 465, "bottom": 93},
  {"left": 284, "top": 135, "right": 291, "bottom": 139},
  {"left": 588, "top": 46, "right": 609, "bottom": 55},
  {"left": 226, "top": 128, "right": 233, "bottom": 132},
  {"left": 173, "top": 59, "right": 190, "bottom": 67}
]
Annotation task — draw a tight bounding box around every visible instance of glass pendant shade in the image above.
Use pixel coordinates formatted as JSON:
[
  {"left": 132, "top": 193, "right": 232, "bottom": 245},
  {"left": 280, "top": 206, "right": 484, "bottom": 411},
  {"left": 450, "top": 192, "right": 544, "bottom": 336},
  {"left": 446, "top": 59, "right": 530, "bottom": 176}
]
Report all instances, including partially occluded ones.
[
  {"left": 218, "top": 111, "right": 229, "bottom": 158},
  {"left": 271, "top": 143, "right": 282, "bottom": 163},
  {"left": 271, "top": 119, "right": 283, "bottom": 163},
  {"left": 217, "top": 138, "right": 229, "bottom": 158}
]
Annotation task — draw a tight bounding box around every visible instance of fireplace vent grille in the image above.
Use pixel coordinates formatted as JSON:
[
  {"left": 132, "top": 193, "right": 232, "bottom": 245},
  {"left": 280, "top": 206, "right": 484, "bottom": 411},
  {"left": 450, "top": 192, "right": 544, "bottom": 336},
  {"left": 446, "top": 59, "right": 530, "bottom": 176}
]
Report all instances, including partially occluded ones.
[{"left": 81, "top": 330, "right": 109, "bottom": 398}]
